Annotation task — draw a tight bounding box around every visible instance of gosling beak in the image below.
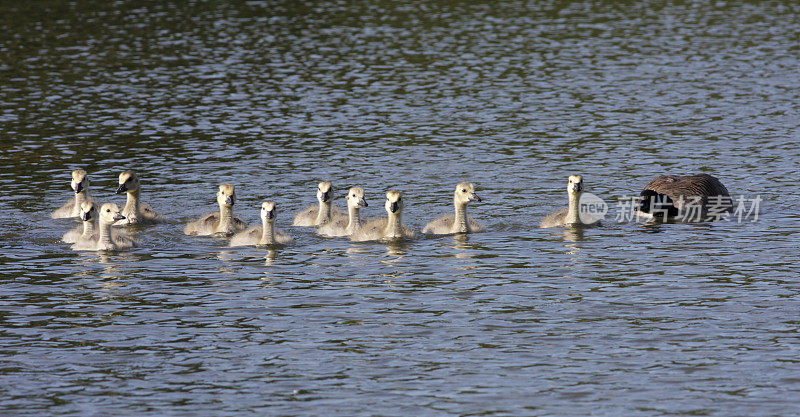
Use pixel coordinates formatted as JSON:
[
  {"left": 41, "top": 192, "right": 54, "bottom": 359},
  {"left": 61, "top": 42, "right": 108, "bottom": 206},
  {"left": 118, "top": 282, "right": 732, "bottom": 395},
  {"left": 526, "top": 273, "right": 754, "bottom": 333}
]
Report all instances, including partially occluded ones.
[
  {"left": 469, "top": 193, "right": 482, "bottom": 202},
  {"left": 389, "top": 201, "right": 399, "bottom": 213},
  {"left": 225, "top": 195, "right": 235, "bottom": 205},
  {"left": 572, "top": 183, "right": 583, "bottom": 192},
  {"left": 321, "top": 190, "right": 331, "bottom": 203},
  {"left": 359, "top": 198, "right": 368, "bottom": 208},
  {"left": 81, "top": 212, "right": 91, "bottom": 221},
  {"left": 116, "top": 183, "right": 127, "bottom": 194},
  {"left": 74, "top": 181, "right": 84, "bottom": 194},
  {"left": 113, "top": 212, "right": 125, "bottom": 221},
  {"left": 266, "top": 210, "right": 275, "bottom": 220}
]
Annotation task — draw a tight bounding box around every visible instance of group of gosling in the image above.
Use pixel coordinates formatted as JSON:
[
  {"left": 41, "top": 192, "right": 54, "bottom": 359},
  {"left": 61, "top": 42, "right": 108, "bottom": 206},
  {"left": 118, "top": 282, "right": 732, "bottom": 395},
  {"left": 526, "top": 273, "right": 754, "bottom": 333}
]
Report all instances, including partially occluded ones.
[{"left": 53, "top": 169, "right": 732, "bottom": 252}]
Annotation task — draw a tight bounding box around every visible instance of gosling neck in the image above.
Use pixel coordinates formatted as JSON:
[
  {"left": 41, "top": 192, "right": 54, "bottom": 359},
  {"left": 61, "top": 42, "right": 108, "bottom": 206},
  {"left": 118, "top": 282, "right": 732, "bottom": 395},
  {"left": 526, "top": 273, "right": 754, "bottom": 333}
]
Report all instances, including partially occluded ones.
[
  {"left": 123, "top": 188, "right": 140, "bottom": 216},
  {"left": 82, "top": 218, "right": 96, "bottom": 238},
  {"left": 98, "top": 218, "right": 114, "bottom": 248},
  {"left": 260, "top": 218, "right": 276, "bottom": 244},
  {"left": 452, "top": 198, "right": 469, "bottom": 233},
  {"left": 384, "top": 210, "right": 403, "bottom": 238},
  {"left": 346, "top": 205, "right": 361, "bottom": 234},
  {"left": 73, "top": 190, "right": 90, "bottom": 217},
  {"left": 315, "top": 200, "right": 332, "bottom": 225},
  {"left": 217, "top": 203, "right": 235, "bottom": 233},
  {"left": 566, "top": 192, "right": 582, "bottom": 224}
]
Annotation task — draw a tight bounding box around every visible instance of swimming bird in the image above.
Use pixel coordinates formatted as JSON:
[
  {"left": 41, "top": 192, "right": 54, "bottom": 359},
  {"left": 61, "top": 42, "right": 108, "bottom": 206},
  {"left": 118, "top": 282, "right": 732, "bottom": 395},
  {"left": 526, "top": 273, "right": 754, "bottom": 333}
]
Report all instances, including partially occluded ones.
[
  {"left": 63, "top": 201, "right": 98, "bottom": 243},
  {"left": 229, "top": 201, "right": 293, "bottom": 246},
  {"left": 51, "top": 169, "right": 93, "bottom": 219},
  {"left": 422, "top": 182, "right": 484, "bottom": 235},
  {"left": 71, "top": 203, "right": 136, "bottom": 251},
  {"left": 115, "top": 170, "right": 163, "bottom": 225},
  {"left": 293, "top": 181, "right": 341, "bottom": 226},
  {"left": 540, "top": 175, "right": 597, "bottom": 228},
  {"left": 636, "top": 174, "right": 732, "bottom": 221},
  {"left": 184, "top": 184, "right": 247, "bottom": 236},
  {"left": 317, "top": 187, "right": 368, "bottom": 237},
  {"left": 350, "top": 190, "right": 415, "bottom": 242}
]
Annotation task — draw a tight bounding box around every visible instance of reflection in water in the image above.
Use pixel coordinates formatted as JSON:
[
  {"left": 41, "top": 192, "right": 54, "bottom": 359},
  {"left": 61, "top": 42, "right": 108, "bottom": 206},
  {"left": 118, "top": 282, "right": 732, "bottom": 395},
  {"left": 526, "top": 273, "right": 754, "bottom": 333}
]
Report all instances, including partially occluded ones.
[
  {"left": 215, "top": 250, "right": 238, "bottom": 274},
  {"left": 561, "top": 226, "right": 585, "bottom": 243}
]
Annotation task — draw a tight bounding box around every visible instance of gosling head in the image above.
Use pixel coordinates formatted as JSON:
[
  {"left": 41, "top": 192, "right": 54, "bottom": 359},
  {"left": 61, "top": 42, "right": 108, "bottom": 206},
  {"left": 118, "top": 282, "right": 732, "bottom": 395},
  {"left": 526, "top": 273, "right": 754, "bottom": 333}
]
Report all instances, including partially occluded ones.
[
  {"left": 567, "top": 175, "right": 584, "bottom": 195},
  {"left": 385, "top": 190, "right": 404, "bottom": 214},
  {"left": 454, "top": 182, "right": 481, "bottom": 205},
  {"left": 79, "top": 201, "right": 97, "bottom": 222},
  {"left": 71, "top": 169, "right": 89, "bottom": 194},
  {"left": 316, "top": 181, "right": 333, "bottom": 204},
  {"left": 260, "top": 201, "right": 277, "bottom": 223},
  {"left": 99, "top": 203, "right": 125, "bottom": 223},
  {"left": 346, "top": 187, "right": 368, "bottom": 209},
  {"left": 217, "top": 183, "right": 236, "bottom": 207},
  {"left": 116, "top": 170, "right": 140, "bottom": 194}
]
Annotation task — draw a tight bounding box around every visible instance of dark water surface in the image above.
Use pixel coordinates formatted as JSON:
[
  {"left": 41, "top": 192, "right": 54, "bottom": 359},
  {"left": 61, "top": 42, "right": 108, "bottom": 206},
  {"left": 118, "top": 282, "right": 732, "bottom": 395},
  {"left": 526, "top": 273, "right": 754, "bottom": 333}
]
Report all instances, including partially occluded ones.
[{"left": 2, "top": 1, "right": 799, "bottom": 415}]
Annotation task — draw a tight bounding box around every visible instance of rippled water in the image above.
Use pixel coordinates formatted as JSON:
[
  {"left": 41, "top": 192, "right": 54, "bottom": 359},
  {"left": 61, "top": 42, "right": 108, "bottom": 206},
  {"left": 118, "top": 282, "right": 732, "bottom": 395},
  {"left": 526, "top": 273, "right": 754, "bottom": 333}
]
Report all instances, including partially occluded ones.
[{"left": 2, "top": 1, "right": 800, "bottom": 415}]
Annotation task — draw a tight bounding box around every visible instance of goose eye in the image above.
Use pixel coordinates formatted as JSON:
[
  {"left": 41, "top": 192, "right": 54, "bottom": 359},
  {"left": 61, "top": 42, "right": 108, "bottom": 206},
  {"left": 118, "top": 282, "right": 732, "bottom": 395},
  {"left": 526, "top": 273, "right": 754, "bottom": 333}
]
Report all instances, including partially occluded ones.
[{"left": 461, "top": 189, "right": 466, "bottom": 192}]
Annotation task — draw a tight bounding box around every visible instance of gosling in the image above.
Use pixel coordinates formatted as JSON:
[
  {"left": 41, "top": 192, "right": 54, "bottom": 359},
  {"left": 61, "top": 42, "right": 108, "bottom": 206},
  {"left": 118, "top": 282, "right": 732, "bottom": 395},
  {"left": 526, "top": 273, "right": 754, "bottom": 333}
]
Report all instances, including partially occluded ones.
[
  {"left": 115, "top": 170, "right": 163, "bottom": 225},
  {"left": 317, "top": 187, "right": 368, "bottom": 237},
  {"left": 635, "top": 174, "right": 732, "bottom": 221},
  {"left": 51, "top": 169, "right": 93, "bottom": 219},
  {"left": 71, "top": 203, "right": 136, "bottom": 251},
  {"left": 293, "top": 181, "right": 341, "bottom": 226},
  {"left": 422, "top": 182, "right": 484, "bottom": 235},
  {"left": 350, "top": 190, "right": 415, "bottom": 242},
  {"left": 229, "top": 201, "right": 293, "bottom": 246},
  {"left": 63, "top": 201, "right": 98, "bottom": 243},
  {"left": 184, "top": 183, "right": 247, "bottom": 236},
  {"left": 540, "top": 175, "right": 597, "bottom": 228}
]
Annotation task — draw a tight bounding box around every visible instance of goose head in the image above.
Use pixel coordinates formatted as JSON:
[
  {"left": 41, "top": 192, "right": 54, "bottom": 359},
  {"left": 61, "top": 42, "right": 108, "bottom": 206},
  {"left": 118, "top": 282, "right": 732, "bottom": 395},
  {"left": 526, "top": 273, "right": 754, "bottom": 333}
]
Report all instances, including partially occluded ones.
[
  {"left": 567, "top": 175, "right": 584, "bottom": 195},
  {"left": 454, "top": 182, "right": 481, "bottom": 205},
  {"left": 346, "top": 187, "right": 368, "bottom": 209},
  {"left": 316, "top": 181, "right": 333, "bottom": 204},
  {"left": 99, "top": 203, "right": 125, "bottom": 224},
  {"left": 116, "top": 171, "right": 140, "bottom": 194},
  {"left": 261, "top": 201, "right": 277, "bottom": 223},
  {"left": 79, "top": 201, "right": 98, "bottom": 222},
  {"left": 71, "top": 169, "right": 89, "bottom": 194},
  {"left": 217, "top": 183, "right": 236, "bottom": 208},
  {"left": 385, "top": 190, "right": 404, "bottom": 214}
]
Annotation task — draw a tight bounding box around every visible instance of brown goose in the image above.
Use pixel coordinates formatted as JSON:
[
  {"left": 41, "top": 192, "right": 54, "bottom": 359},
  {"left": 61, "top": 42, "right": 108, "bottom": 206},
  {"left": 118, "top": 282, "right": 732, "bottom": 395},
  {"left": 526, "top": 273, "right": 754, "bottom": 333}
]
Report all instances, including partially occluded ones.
[{"left": 636, "top": 174, "right": 732, "bottom": 220}]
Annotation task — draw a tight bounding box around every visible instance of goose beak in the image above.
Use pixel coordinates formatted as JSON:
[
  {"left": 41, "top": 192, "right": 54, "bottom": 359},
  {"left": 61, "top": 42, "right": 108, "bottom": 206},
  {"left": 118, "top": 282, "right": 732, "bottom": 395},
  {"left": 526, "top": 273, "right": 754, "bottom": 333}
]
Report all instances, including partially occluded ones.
[
  {"left": 469, "top": 193, "right": 481, "bottom": 202},
  {"left": 359, "top": 198, "right": 368, "bottom": 208},
  {"left": 113, "top": 212, "right": 125, "bottom": 221},
  {"left": 116, "top": 183, "right": 127, "bottom": 194},
  {"left": 389, "top": 201, "right": 399, "bottom": 213},
  {"left": 572, "top": 183, "right": 583, "bottom": 192},
  {"left": 321, "top": 190, "right": 331, "bottom": 203},
  {"left": 81, "top": 212, "right": 92, "bottom": 221},
  {"left": 266, "top": 210, "right": 275, "bottom": 220},
  {"left": 225, "top": 195, "right": 235, "bottom": 205},
  {"left": 74, "top": 181, "right": 84, "bottom": 194}
]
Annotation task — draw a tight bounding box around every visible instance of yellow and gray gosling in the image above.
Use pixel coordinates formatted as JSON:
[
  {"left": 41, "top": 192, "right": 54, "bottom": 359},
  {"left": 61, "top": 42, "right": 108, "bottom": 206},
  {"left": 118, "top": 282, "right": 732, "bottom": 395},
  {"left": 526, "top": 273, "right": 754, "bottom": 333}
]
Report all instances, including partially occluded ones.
[
  {"left": 115, "top": 170, "right": 163, "bottom": 225},
  {"left": 293, "top": 181, "right": 341, "bottom": 227},
  {"left": 63, "top": 201, "right": 98, "bottom": 243},
  {"left": 184, "top": 183, "right": 247, "bottom": 236},
  {"left": 350, "top": 190, "right": 415, "bottom": 242},
  {"left": 229, "top": 201, "right": 293, "bottom": 246},
  {"left": 317, "top": 187, "right": 368, "bottom": 237},
  {"left": 422, "top": 182, "right": 484, "bottom": 235},
  {"left": 540, "top": 175, "right": 595, "bottom": 228},
  {"left": 51, "top": 169, "right": 93, "bottom": 219},
  {"left": 71, "top": 203, "right": 136, "bottom": 251}
]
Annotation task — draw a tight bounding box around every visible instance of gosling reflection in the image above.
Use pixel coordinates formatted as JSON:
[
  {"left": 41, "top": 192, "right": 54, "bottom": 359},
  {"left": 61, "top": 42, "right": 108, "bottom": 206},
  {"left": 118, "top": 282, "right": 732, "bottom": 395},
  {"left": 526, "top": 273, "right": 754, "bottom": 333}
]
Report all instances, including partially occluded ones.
[
  {"left": 264, "top": 249, "right": 277, "bottom": 266},
  {"left": 561, "top": 226, "right": 585, "bottom": 242}
]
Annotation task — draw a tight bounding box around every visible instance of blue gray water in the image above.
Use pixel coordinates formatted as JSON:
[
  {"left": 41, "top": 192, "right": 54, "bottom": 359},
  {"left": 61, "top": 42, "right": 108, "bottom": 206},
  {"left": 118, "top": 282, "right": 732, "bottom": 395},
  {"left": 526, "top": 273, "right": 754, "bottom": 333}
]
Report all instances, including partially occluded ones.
[{"left": 1, "top": 1, "right": 799, "bottom": 415}]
